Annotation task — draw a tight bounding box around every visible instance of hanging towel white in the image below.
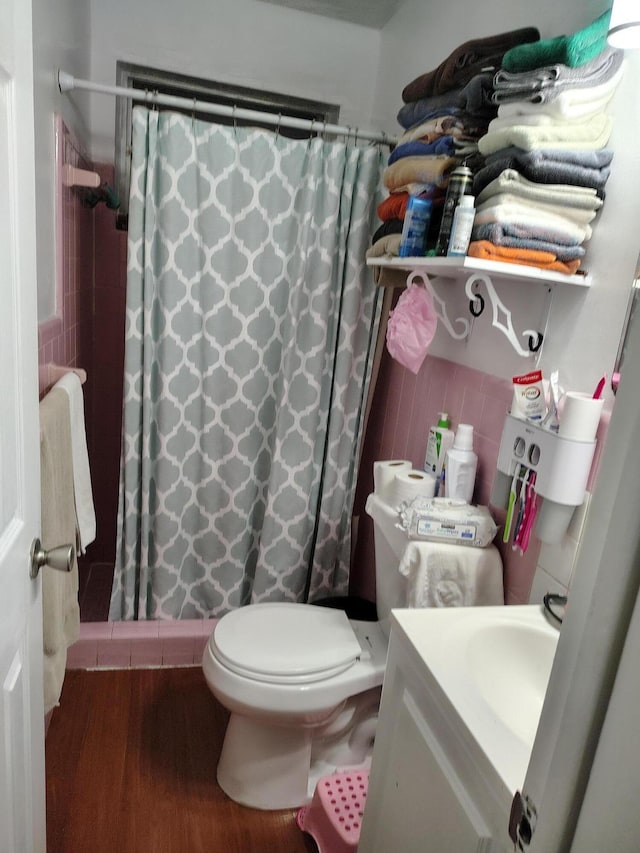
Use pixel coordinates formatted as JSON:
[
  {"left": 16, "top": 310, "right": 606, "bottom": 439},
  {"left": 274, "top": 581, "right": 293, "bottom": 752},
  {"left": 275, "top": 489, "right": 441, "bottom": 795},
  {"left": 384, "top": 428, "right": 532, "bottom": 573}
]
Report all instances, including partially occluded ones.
[
  {"left": 399, "top": 541, "right": 504, "bottom": 608},
  {"left": 55, "top": 372, "right": 96, "bottom": 553},
  {"left": 40, "top": 388, "right": 80, "bottom": 712}
]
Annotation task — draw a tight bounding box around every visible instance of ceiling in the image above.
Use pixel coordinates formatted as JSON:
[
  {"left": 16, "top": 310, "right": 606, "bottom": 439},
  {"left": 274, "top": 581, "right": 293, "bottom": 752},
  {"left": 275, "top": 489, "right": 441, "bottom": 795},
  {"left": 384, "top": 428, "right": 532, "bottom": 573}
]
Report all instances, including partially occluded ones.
[{"left": 255, "top": 0, "right": 403, "bottom": 29}]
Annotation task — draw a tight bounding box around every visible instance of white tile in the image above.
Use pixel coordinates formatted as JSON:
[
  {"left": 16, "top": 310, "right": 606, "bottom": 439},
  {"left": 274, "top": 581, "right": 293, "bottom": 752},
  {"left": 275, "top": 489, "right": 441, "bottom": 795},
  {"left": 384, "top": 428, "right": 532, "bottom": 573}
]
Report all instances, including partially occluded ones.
[
  {"left": 567, "top": 492, "right": 591, "bottom": 542},
  {"left": 537, "top": 536, "right": 578, "bottom": 589},
  {"left": 528, "top": 566, "right": 568, "bottom": 605}
]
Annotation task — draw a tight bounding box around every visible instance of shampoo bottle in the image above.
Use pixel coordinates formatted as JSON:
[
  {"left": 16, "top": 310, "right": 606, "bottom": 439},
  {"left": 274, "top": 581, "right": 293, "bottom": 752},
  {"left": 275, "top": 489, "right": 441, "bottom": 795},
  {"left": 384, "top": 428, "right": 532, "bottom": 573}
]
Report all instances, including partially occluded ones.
[
  {"left": 424, "top": 412, "right": 454, "bottom": 496},
  {"left": 445, "top": 423, "right": 478, "bottom": 503}
]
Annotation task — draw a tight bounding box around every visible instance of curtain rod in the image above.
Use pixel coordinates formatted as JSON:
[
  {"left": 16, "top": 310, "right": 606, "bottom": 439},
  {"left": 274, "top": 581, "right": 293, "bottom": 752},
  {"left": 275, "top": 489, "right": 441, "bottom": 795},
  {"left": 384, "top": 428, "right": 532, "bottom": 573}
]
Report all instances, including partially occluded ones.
[{"left": 57, "top": 70, "right": 397, "bottom": 147}]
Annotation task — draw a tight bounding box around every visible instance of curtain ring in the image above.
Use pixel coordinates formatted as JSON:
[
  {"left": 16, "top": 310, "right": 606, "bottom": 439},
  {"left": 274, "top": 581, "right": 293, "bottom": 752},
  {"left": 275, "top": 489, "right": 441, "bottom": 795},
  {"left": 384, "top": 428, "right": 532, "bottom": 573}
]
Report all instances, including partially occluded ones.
[
  {"left": 276, "top": 112, "right": 282, "bottom": 138},
  {"left": 469, "top": 293, "right": 485, "bottom": 317},
  {"left": 528, "top": 332, "right": 544, "bottom": 353},
  {"left": 232, "top": 104, "right": 237, "bottom": 131}
]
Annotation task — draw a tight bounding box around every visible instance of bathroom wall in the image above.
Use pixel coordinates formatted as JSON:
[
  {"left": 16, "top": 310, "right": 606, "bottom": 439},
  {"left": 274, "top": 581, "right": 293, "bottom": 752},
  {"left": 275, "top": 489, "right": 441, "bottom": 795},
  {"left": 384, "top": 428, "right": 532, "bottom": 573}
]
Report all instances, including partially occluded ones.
[
  {"left": 86, "top": 0, "right": 383, "bottom": 163},
  {"left": 32, "top": 0, "right": 91, "bottom": 321},
  {"left": 33, "top": 0, "right": 638, "bottom": 615},
  {"left": 38, "top": 119, "right": 94, "bottom": 400}
]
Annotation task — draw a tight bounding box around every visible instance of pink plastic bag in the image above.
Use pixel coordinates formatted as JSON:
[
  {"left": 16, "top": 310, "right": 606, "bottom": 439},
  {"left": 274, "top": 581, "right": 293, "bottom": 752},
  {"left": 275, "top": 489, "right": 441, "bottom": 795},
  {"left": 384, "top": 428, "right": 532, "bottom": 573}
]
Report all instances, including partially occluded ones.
[{"left": 386, "top": 281, "right": 438, "bottom": 374}]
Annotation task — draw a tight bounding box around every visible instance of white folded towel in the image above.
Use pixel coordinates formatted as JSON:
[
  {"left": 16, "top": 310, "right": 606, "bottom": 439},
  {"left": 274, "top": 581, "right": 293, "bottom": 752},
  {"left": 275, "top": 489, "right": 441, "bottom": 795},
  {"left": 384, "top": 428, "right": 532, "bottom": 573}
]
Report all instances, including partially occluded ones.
[
  {"left": 475, "top": 192, "right": 597, "bottom": 227},
  {"left": 476, "top": 168, "right": 602, "bottom": 211},
  {"left": 478, "top": 112, "right": 612, "bottom": 156},
  {"left": 474, "top": 201, "right": 592, "bottom": 245},
  {"left": 399, "top": 542, "right": 504, "bottom": 608},
  {"left": 55, "top": 372, "right": 96, "bottom": 553}
]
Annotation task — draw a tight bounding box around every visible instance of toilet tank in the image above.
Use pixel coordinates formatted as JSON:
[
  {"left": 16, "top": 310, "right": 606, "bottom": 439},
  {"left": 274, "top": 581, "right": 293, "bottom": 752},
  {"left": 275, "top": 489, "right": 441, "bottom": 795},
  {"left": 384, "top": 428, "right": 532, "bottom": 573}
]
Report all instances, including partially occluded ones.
[{"left": 365, "top": 493, "right": 410, "bottom": 636}]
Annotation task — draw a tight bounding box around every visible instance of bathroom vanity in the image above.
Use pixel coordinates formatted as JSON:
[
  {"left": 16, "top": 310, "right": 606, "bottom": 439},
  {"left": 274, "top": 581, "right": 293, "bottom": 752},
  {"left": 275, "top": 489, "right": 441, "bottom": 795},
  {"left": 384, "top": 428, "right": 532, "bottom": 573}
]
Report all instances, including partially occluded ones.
[{"left": 358, "top": 606, "right": 558, "bottom": 852}]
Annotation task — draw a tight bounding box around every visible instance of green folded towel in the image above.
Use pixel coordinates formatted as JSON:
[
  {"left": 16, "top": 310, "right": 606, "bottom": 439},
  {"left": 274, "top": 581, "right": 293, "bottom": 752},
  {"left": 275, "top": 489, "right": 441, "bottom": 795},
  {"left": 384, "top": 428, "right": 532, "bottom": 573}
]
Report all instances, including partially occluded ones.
[{"left": 501, "top": 9, "right": 612, "bottom": 73}]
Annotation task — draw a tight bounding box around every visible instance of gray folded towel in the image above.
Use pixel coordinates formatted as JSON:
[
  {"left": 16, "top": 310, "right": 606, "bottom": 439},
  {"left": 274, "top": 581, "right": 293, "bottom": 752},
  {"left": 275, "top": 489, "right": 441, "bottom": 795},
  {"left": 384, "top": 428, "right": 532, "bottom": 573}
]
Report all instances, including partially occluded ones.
[
  {"left": 492, "top": 46, "right": 623, "bottom": 104},
  {"left": 472, "top": 147, "right": 614, "bottom": 197}
]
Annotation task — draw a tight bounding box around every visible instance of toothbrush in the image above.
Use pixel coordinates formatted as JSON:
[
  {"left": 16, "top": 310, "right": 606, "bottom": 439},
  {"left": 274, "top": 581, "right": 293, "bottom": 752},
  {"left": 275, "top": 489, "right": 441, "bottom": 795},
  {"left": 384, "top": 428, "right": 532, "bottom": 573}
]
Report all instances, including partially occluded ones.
[
  {"left": 511, "top": 468, "right": 530, "bottom": 550},
  {"left": 518, "top": 476, "right": 539, "bottom": 553},
  {"left": 503, "top": 466, "right": 521, "bottom": 544},
  {"left": 592, "top": 373, "right": 607, "bottom": 399}
]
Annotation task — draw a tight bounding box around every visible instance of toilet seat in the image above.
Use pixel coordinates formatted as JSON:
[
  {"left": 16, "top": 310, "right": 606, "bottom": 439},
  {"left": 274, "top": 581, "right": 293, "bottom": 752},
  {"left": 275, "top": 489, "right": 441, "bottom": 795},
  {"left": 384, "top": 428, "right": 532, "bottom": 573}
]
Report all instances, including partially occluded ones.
[{"left": 211, "top": 603, "right": 362, "bottom": 685}]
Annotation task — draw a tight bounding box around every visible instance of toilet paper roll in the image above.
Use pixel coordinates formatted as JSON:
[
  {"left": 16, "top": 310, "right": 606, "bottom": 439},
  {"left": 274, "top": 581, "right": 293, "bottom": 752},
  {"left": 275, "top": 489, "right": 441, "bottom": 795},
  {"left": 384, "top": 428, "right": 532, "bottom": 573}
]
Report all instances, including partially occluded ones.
[
  {"left": 558, "top": 392, "right": 604, "bottom": 442},
  {"left": 387, "top": 469, "right": 437, "bottom": 507},
  {"left": 373, "top": 460, "right": 412, "bottom": 499}
]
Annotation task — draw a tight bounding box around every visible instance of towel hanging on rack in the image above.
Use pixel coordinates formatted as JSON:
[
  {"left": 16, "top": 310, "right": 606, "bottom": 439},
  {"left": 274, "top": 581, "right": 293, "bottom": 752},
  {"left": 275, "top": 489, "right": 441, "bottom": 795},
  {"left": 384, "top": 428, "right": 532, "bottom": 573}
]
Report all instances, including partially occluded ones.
[{"left": 54, "top": 372, "right": 96, "bottom": 553}]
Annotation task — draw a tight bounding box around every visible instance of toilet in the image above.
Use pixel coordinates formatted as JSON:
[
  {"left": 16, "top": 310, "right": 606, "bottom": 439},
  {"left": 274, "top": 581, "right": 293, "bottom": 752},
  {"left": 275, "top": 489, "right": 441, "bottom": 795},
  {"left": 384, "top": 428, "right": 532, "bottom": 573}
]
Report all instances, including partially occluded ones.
[{"left": 202, "top": 491, "right": 501, "bottom": 809}]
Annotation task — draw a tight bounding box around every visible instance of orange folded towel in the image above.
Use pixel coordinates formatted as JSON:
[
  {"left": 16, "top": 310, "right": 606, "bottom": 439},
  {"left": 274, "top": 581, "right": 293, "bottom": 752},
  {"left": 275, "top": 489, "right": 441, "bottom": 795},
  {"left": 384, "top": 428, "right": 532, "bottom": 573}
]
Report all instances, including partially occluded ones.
[
  {"left": 377, "top": 192, "right": 410, "bottom": 222},
  {"left": 467, "top": 240, "right": 581, "bottom": 275}
]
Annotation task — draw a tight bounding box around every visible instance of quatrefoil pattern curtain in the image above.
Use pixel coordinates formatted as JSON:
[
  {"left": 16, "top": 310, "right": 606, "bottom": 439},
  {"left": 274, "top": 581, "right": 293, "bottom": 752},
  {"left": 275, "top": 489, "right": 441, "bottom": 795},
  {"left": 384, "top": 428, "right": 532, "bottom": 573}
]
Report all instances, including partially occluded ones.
[{"left": 110, "top": 107, "right": 384, "bottom": 620}]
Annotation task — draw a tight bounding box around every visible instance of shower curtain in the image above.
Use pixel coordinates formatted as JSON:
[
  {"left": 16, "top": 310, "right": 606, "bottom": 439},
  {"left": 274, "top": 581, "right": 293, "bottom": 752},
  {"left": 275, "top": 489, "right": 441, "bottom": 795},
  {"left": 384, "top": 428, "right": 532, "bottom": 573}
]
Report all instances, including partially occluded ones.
[{"left": 110, "top": 106, "right": 385, "bottom": 620}]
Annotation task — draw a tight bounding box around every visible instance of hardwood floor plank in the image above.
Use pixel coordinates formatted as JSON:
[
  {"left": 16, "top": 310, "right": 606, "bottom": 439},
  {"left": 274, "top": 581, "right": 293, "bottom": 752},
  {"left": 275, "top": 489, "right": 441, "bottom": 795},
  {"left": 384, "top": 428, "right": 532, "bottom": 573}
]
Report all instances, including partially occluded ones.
[{"left": 46, "top": 668, "right": 315, "bottom": 853}]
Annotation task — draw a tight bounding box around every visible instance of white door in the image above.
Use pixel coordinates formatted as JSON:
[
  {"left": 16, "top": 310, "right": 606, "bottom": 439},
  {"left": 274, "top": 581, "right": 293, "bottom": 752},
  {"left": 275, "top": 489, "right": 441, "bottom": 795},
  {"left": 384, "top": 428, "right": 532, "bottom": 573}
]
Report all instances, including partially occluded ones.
[{"left": 0, "top": 0, "right": 47, "bottom": 850}]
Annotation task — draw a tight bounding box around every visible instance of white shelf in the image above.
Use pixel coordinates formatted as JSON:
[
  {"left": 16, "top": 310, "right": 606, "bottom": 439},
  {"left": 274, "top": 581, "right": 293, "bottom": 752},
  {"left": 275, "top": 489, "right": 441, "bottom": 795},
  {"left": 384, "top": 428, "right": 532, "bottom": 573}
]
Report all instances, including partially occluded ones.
[{"left": 366, "top": 255, "right": 591, "bottom": 288}]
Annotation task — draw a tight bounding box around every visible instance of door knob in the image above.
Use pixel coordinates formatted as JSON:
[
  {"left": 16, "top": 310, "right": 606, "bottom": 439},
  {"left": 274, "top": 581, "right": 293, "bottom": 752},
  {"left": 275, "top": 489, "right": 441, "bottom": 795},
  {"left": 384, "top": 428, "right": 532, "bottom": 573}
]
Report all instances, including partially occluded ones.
[{"left": 30, "top": 538, "right": 75, "bottom": 579}]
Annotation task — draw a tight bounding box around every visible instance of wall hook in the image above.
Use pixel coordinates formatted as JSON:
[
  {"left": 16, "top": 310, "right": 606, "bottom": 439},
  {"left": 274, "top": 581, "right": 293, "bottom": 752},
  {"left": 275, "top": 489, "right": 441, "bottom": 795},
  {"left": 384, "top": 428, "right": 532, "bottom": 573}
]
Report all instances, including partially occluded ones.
[
  {"left": 528, "top": 332, "right": 544, "bottom": 353},
  {"left": 469, "top": 293, "right": 485, "bottom": 317}
]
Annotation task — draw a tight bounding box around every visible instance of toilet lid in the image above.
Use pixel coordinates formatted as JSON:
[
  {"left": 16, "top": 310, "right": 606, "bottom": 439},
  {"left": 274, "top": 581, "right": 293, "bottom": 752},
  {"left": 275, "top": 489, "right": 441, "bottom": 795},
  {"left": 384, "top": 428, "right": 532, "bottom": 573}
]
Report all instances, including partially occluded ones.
[{"left": 211, "top": 603, "right": 362, "bottom": 684}]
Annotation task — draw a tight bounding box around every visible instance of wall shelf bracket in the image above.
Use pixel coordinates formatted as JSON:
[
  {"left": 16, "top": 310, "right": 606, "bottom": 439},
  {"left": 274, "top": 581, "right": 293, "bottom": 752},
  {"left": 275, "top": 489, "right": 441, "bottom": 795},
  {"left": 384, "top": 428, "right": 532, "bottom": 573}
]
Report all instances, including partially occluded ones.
[
  {"left": 409, "top": 270, "right": 470, "bottom": 340},
  {"left": 463, "top": 273, "right": 545, "bottom": 359}
]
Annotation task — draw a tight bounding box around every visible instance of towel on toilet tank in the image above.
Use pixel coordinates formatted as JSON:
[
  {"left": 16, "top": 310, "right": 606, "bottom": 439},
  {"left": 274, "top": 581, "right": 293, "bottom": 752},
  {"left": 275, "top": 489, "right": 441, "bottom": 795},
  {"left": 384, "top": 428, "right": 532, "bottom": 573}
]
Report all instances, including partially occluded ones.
[{"left": 399, "top": 542, "right": 504, "bottom": 608}]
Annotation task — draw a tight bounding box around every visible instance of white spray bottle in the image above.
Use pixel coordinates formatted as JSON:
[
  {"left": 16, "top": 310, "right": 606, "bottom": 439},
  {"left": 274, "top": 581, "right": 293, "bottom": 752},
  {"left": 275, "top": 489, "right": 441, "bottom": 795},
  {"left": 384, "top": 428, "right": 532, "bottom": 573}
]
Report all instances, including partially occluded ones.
[{"left": 445, "top": 424, "right": 478, "bottom": 504}]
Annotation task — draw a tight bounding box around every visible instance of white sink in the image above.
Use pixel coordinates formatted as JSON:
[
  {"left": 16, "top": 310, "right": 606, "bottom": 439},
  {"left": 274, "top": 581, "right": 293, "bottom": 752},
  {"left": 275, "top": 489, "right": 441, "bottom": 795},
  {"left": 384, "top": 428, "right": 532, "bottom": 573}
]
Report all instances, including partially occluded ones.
[
  {"left": 467, "top": 619, "right": 558, "bottom": 745},
  {"left": 391, "top": 605, "right": 559, "bottom": 795}
]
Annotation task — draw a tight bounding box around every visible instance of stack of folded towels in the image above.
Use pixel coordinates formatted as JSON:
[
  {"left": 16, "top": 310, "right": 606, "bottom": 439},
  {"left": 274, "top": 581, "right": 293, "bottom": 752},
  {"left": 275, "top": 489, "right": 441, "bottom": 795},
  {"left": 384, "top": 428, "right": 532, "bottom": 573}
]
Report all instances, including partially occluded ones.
[
  {"left": 368, "top": 26, "right": 540, "bottom": 262},
  {"left": 469, "top": 9, "right": 624, "bottom": 275}
]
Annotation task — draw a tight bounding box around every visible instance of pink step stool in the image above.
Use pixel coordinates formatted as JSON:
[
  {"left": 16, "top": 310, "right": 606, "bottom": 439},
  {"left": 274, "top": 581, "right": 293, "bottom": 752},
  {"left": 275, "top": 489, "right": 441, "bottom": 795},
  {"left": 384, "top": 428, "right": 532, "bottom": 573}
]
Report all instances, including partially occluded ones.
[{"left": 296, "top": 769, "right": 369, "bottom": 853}]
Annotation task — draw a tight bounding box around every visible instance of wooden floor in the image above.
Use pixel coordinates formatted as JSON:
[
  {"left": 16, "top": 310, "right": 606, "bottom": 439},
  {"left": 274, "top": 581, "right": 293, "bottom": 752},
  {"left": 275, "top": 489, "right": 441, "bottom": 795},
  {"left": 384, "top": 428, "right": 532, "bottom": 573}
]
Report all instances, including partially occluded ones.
[{"left": 46, "top": 667, "right": 316, "bottom": 853}]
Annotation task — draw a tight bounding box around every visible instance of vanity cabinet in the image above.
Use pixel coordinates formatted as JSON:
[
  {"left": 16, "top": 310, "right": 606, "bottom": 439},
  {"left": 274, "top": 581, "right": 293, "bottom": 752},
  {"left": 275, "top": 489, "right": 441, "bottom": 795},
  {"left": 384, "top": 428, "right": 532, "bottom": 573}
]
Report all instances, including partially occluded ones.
[{"left": 359, "top": 610, "right": 513, "bottom": 853}]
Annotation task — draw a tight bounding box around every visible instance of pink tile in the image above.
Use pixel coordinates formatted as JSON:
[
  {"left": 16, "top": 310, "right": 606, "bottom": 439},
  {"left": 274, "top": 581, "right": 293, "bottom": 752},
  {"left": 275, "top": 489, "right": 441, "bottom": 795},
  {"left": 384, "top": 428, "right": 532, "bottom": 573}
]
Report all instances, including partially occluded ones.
[
  {"left": 193, "top": 636, "right": 208, "bottom": 662},
  {"left": 157, "top": 620, "right": 203, "bottom": 638},
  {"left": 97, "top": 639, "right": 131, "bottom": 668},
  {"left": 452, "top": 363, "right": 482, "bottom": 390},
  {"left": 162, "top": 653, "right": 199, "bottom": 667},
  {"left": 130, "top": 638, "right": 164, "bottom": 667},
  {"left": 460, "top": 386, "right": 485, "bottom": 428},
  {"left": 479, "top": 395, "right": 509, "bottom": 442},
  {"left": 161, "top": 637, "right": 196, "bottom": 663},
  {"left": 112, "top": 621, "right": 159, "bottom": 639},
  {"left": 66, "top": 641, "right": 98, "bottom": 669},
  {"left": 80, "top": 622, "right": 113, "bottom": 641}
]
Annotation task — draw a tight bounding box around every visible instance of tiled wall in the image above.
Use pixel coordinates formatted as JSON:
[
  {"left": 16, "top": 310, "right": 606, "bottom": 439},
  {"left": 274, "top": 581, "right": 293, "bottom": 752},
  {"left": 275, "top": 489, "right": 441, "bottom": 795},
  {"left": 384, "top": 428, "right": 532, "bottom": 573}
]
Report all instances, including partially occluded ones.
[
  {"left": 38, "top": 117, "right": 94, "bottom": 398},
  {"left": 352, "top": 347, "right": 542, "bottom": 606},
  {"left": 67, "top": 619, "right": 215, "bottom": 669},
  {"left": 352, "top": 322, "right": 609, "bottom": 606}
]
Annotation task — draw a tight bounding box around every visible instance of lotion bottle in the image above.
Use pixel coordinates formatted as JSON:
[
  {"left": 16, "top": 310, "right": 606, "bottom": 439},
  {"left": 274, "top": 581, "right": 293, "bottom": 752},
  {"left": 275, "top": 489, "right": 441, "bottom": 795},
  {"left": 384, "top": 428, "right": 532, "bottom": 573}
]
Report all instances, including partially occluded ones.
[
  {"left": 424, "top": 412, "right": 454, "bottom": 496},
  {"left": 446, "top": 195, "right": 475, "bottom": 257},
  {"left": 445, "top": 423, "right": 478, "bottom": 503}
]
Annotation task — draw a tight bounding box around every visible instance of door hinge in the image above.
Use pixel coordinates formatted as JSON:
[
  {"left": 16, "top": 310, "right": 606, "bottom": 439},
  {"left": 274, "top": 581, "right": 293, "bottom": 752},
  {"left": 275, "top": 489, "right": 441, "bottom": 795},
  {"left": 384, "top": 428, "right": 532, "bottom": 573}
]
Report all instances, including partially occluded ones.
[{"left": 509, "top": 790, "right": 537, "bottom": 850}]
